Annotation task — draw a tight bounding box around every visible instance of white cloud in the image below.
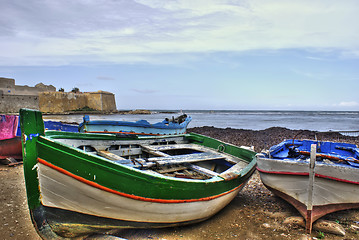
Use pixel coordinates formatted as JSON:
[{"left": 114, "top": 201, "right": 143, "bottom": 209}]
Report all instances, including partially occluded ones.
[
  {"left": 131, "top": 88, "right": 157, "bottom": 94},
  {"left": 1, "top": 0, "right": 359, "bottom": 66},
  {"left": 336, "top": 101, "right": 359, "bottom": 107}
]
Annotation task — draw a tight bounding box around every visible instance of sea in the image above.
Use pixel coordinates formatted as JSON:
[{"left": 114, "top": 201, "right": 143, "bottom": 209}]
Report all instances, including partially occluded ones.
[{"left": 43, "top": 110, "right": 359, "bottom": 133}]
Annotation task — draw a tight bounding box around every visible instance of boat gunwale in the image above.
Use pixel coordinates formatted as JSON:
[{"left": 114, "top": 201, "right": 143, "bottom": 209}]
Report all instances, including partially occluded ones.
[
  {"left": 34, "top": 132, "right": 257, "bottom": 201},
  {"left": 37, "top": 133, "right": 255, "bottom": 183}
]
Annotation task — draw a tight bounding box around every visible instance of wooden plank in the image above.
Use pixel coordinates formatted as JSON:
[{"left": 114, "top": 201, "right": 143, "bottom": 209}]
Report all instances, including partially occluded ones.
[
  {"left": 96, "top": 150, "right": 136, "bottom": 166},
  {"left": 148, "top": 152, "right": 226, "bottom": 166},
  {"left": 306, "top": 144, "right": 316, "bottom": 234},
  {"left": 141, "top": 145, "right": 171, "bottom": 157},
  {"left": 97, "top": 150, "right": 127, "bottom": 161},
  {"left": 156, "top": 165, "right": 188, "bottom": 174},
  {"left": 145, "top": 144, "right": 243, "bottom": 165},
  {"left": 146, "top": 143, "right": 204, "bottom": 151},
  {"left": 60, "top": 137, "right": 188, "bottom": 151},
  {"left": 187, "top": 164, "right": 218, "bottom": 177}
]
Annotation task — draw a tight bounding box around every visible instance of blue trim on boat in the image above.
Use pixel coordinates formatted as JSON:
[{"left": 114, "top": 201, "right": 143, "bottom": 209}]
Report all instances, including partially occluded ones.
[{"left": 267, "top": 139, "right": 359, "bottom": 168}]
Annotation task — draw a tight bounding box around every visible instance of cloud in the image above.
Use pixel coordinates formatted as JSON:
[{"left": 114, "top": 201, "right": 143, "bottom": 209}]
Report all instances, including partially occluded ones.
[
  {"left": 97, "top": 76, "right": 115, "bottom": 81},
  {"left": 336, "top": 101, "right": 359, "bottom": 107},
  {"left": 1, "top": 0, "right": 359, "bottom": 66},
  {"left": 131, "top": 88, "right": 157, "bottom": 94}
]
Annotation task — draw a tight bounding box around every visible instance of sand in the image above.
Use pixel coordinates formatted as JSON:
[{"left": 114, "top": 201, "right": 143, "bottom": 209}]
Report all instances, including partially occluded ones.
[{"left": 1, "top": 127, "right": 358, "bottom": 240}]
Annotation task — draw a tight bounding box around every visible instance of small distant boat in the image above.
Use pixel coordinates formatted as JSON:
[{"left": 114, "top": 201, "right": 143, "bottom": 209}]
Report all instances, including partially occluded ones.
[
  {"left": 20, "top": 108, "right": 256, "bottom": 239},
  {"left": 78, "top": 114, "right": 192, "bottom": 135},
  {"left": 256, "top": 139, "right": 359, "bottom": 233}
]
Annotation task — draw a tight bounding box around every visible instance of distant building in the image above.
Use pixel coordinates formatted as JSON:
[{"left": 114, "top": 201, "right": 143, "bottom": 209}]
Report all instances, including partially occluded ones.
[
  {"left": 0, "top": 77, "right": 116, "bottom": 114},
  {"left": 0, "top": 77, "right": 56, "bottom": 96}
]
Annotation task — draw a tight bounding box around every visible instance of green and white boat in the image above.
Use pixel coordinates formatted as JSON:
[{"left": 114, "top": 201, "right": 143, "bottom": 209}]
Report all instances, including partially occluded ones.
[{"left": 20, "top": 109, "right": 257, "bottom": 239}]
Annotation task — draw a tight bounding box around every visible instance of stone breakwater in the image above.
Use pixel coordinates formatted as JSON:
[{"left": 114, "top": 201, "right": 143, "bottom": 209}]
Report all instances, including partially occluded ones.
[{"left": 188, "top": 126, "right": 359, "bottom": 152}]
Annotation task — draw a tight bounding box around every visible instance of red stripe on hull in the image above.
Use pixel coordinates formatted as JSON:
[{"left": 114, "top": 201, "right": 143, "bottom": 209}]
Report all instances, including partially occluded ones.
[
  {"left": 257, "top": 167, "right": 359, "bottom": 185},
  {"left": 38, "top": 158, "right": 243, "bottom": 203}
]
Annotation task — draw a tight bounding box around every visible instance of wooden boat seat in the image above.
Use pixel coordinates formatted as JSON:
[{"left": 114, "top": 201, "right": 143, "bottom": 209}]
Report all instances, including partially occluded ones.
[
  {"left": 147, "top": 152, "right": 226, "bottom": 165},
  {"left": 144, "top": 143, "right": 207, "bottom": 152},
  {"left": 142, "top": 143, "right": 243, "bottom": 165},
  {"left": 97, "top": 150, "right": 135, "bottom": 166},
  {"left": 187, "top": 164, "right": 218, "bottom": 177}
]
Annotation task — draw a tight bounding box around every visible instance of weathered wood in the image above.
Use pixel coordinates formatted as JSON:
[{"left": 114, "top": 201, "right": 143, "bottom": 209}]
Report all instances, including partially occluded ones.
[
  {"left": 306, "top": 144, "right": 316, "bottom": 234},
  {"left": 187, "top": 164, "right": 218, "bottom": 177},
  {"left": 156, "top": 165, "right": 188, "bottom": 174},
  {"left": 145, "top": 144, "right": 242, "bottom": 164},
  {"left": 141, "top": 145, "right": 171, "bottom": 157},
  {"left": 97, "top": 150, "right": 127, "bottom": 161},
  {"left": 148, "top": 152, "right": 226, "bottom": 166}
]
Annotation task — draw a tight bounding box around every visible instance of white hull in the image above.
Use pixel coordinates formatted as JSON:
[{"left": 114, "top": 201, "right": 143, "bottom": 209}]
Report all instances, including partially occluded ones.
[
  {"left": 257, "top": 158, "right": 359, "bottom": 208},
  {"left": 38, "top": 163, "right": 242, "bottom": 224}
]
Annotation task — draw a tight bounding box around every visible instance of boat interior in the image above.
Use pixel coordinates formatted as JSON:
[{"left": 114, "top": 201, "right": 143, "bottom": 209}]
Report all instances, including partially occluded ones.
[{"left": 53, "top": 136, "right": 249, "bottom": 180}]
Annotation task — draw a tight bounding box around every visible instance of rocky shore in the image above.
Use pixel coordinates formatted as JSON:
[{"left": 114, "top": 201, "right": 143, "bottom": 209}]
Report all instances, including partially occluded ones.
[
  {"left": 1, "top": 126, "right": 358, "bottom": 240},
  {"left": 189, "top": 126, "right": 359, "bottom": 152}
]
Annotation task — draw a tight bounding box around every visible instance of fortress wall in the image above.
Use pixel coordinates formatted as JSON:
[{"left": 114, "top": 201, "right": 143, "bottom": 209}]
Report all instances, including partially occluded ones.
[
  {"left": 13, "top": 85, "right": 42, "bottom": 96},
  {"left": 87, "top": 91, "right": 116, "bottom": 112},
  {"left": 0, "top": 78, "right": 117, "bottom": 113},
  {"left": 39, "top": 92, "right": 89, "bottom": 113},
  {"left": 0, "top": 78, "right": 15, "bottom": 88},
  {"left": 0, "top": 77, "right": 15, "bottom": 95},
  {"left": 0, "top": 95, "right": 39, "bottom": 113}
]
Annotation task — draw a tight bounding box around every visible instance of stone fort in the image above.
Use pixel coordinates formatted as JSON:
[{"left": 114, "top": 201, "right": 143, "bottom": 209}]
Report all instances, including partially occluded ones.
[{"left": 0, "top": 77, "right": 116, "bottom": 114}]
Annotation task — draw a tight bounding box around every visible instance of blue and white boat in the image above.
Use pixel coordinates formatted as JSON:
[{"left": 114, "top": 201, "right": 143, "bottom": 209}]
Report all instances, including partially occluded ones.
[
  {"left": 78, "top": 114, "right": 192, "bottom": 136},
  {"left": 256, "top": 139, "right": 359, "bottom": 233}
]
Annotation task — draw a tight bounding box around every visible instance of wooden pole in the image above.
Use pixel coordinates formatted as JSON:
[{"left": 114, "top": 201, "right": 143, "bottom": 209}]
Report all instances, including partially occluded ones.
[{"left": 306, "top": 144, "right": 316, "bottom": 233}]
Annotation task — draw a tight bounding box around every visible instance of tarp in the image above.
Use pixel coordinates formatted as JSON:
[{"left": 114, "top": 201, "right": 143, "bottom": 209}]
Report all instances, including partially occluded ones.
[{"left": 0, "top": 115, "right": 19, "bottom": 140}]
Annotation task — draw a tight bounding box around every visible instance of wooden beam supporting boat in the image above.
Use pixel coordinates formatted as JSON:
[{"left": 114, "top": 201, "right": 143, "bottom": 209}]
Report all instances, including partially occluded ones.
[{"left": 306, "top": 144, "right": 316, "bottom": 233}]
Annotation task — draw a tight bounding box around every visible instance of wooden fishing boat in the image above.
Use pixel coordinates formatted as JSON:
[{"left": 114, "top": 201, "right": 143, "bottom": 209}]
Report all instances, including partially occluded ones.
[
  {"left": 256, "top": 139, "right": 359, "bottom": 233},
  {"left": 78, "top": 114, "right": 192, "bottom": 135},
  {"left": 20, "top": 109, "right": 256, "bottom": 239}
]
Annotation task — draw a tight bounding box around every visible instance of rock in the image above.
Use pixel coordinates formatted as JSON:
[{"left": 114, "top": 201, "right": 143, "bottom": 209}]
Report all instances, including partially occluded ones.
[
  {"left": 262, "top": 223, "right": 271, "bottom": 228},
  {"left": 298, "top": 235, "right": 312, "bottom": 240},
  {"left": 313, "top": 219, "right": 345, "bottom": 236},
  {"left": 283, "top": 216, "right": 305, "bottom": 228}
]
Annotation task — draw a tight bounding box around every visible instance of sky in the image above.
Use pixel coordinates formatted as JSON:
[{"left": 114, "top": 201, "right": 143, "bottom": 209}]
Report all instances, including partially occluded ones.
[{"left": 0, "top": 0, "right": 359, "bottom": 111}]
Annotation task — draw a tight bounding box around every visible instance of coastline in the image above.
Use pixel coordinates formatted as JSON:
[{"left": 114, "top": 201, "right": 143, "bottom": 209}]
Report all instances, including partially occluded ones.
[{"left": 1, "top": 126, "right": 358, "bottom": 240}]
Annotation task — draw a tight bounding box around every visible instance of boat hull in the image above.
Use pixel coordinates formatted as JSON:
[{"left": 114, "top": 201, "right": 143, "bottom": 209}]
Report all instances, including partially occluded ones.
[
  {"left": 0, "top": 136, "right": 22, "bottom": 159},
  {"left": 81, "top": 124, "right": 187, "bottom": 135},
  {"left": 257, "top": 156, "right": 359, "bottom": 225},
  {"left": 38, "top": 161, "right": 244, "bottom": 225}
]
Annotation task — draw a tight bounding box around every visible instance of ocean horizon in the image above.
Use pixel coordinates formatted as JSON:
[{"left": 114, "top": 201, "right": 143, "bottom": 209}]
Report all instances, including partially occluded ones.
[{"left": 44, "top": 110, "right": 359, "bottom": 132}]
